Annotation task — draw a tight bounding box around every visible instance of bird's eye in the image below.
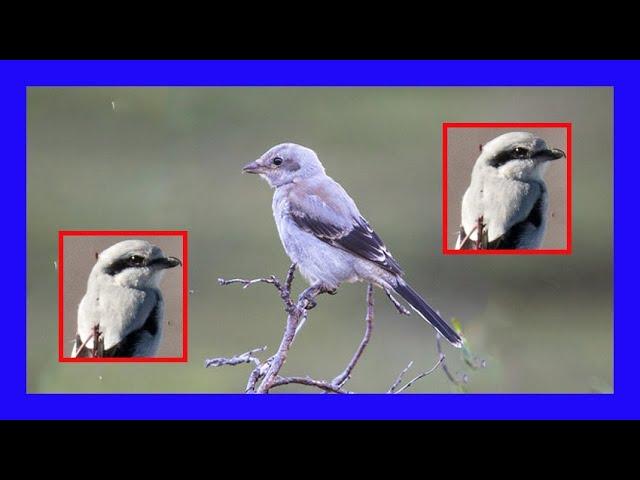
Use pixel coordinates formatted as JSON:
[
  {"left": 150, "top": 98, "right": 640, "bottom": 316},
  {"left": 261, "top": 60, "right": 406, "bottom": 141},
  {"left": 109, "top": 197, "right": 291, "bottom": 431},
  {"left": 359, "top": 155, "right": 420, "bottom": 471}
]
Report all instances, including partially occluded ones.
[
  {"left": 128, "top": 255, "right": 145, "bottom": 266},
  {"left": 273, "top": 157, "right": 283, "bottom": 166},
  {"left": 513, "top": 147, "right": 529, "bottom": 157}
]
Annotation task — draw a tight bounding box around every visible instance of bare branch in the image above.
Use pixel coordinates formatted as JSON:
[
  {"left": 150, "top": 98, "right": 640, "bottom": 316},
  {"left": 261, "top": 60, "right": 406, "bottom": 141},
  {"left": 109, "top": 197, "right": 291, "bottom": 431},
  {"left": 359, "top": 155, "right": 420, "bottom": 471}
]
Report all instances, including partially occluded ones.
[
  {"left": 457, "top": 224, "right": 477, "bottom": 249},
  {"left": 388, "top": 360, "right": 414, "bottom": 393},
  {"left": 92, "top": 325, "right": 101, "bottom": 357},
  {"left": 436, "top": 332, "right": 458, "bottom": 384},
  {"left": 256, "top": 293, "right": 311, "bottom": 393},
  {"left": 284, "top": 263, "right": 296, "bottom": 293},
  {"left": 218, "top": 276, "right": 280, "bottom": 290},
  {"left": 393, "top": 356, "right": 445, "bottom": 394},
  {"left": 211, "top": 266, "right": 469, "bottom": 393},
  {"left": 246, "top": 361, "right": 270, "bottom": 393},
  {"left": 205, "top": 346, "right": 267, "bottom": 368},
  {"left": 436, "top": 333, "right": 469, "bottom": 386},
  {"left": 476, "top": 216, "right": 486, "bottom": 250},
  {"left": 271, "top": 376, "right": 351, "bottom": 394},
  {"left": 331, "top": 284, "right": 375, "bottom": 388}
]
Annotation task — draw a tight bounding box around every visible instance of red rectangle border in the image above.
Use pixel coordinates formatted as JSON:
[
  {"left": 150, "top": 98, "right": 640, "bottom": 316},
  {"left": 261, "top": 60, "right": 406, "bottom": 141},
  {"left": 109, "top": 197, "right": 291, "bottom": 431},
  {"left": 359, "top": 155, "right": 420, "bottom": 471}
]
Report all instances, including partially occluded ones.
[
  {"left": 442, "top": 122, "right": 572, "bottom": 255},
  {"left": 58, "top": 230, "right": 189, "bottom": 362}
]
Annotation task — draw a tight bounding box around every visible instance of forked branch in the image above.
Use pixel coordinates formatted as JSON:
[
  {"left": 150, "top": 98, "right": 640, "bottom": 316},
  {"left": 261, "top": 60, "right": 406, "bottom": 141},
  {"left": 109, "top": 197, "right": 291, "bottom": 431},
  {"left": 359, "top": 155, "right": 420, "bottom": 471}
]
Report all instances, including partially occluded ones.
[{"left": 209, "top": 264, "right": 472, "bottom": 393}]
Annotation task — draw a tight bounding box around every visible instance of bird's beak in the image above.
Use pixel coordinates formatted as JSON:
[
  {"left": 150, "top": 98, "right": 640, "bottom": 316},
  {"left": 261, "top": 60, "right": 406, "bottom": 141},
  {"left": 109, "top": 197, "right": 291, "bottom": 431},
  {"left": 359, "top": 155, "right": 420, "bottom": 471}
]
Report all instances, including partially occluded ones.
[
  {"left": 534, "top": 148, "right": 566, "bottom": 162},
  {"left": 152, "top": 256, "right": 182, "bottom": 269},
  {"left": 242, "top": 160, "right": 264, "bottom": 174}
]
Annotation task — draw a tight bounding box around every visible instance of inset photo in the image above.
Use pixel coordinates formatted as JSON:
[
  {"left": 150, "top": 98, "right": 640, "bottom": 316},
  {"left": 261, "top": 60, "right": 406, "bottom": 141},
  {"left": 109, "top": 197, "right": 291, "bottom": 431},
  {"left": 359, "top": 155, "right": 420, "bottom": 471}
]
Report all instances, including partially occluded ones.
[
  {"left": 58, "top": 230, "right": 188, "bottom": 362},
  {"left": 443, "top": 123, "right": 571, "bottom": 254}
]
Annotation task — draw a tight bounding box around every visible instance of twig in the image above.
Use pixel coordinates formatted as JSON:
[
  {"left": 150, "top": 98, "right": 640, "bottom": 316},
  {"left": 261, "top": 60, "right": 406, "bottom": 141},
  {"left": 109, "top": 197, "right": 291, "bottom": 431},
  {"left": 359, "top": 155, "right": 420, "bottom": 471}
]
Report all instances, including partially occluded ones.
[
  {"left": 205, "top": 346, "right": 267, "bottom": 368},
  {"left": 457, "top": 224, "right": 477, "bottom": 250},
  {"left": 270, "top": 376, "right": 351, "bottom": 394},
  {"left": 73, "top": 330, "right": 94, "bottom": 358},
  {"left": 246, "top": 362, "right": 269, "bottom": 393},
  {"left": 436, "top": 333, "right": 467, "bottom": 386},
  {"left": 218, "top": 276, "right": 280, "bottom": 290},
  {"left": 211, "top": 266, "right": 467, "bottom": 393},
  {"left": 393, "top": 356, "right": 445, "bottom": 393},
  {"left": 388, "top": 360, "right": 414, "bottom": 393},
  {"left": 331, "top": 284, "right": 375, "bottom": 387},
  {"left": 91, "top": 325, "right": 99, "bottom": 357},
  {"left": 216, "top": 264, "right": 328, "bottom": 394},
  {"left": 388, "top": 331, "right": 474, "bottom": 393},
  {"left": 476, "top": 216, "right": 485, "bottom": 250},
  {"left": 256, "top": 292, "right": 310, "bottom": 393},
  {"left": 212, "top": 265, "right": 374, "bottom": 393},
  {"left": 284, "top": 263, "right": 296, "bottom": 293},
  {"left": 72, "top": 326, "right": 103, "bottom": 358},
  {"left": 294, "top": 312, "right": 309, "bottom": 337},
  {"left": 384, "top": 288, "right": 411, "bottom": 315}
]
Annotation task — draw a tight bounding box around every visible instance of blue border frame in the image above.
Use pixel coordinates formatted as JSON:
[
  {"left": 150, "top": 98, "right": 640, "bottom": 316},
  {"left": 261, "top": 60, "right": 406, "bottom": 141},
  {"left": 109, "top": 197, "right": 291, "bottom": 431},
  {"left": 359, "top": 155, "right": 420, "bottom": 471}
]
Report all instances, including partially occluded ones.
[{"left": 10, "top": 60, "right": 626, "bottom": 419}]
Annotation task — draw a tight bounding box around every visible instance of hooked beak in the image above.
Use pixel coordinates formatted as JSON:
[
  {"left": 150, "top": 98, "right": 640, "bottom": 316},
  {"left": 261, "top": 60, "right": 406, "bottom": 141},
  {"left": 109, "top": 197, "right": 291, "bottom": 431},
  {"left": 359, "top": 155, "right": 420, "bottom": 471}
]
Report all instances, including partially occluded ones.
[
  {"left": 534, "top": 148, "right": 566, "bottom": 162},
  {"left": 242, "top": 160, "right": 265, "bottom": 174},
  {"left": 151, "top": 256, "right": 182, "bottom": 269}
]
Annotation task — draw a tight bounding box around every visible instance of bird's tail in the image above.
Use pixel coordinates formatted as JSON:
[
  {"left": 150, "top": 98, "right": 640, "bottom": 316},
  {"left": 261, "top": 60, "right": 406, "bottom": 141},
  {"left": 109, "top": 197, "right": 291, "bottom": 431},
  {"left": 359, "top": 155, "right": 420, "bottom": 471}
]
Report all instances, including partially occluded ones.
[{"left": 393, "top": 280, "right": 463, "bottom": 348}]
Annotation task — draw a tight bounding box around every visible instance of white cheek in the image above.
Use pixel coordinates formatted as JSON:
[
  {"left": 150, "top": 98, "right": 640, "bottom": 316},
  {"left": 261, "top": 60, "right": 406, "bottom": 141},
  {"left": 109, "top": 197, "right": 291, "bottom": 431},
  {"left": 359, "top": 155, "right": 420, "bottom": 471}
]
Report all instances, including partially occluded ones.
[
  {"left": 499, "top": 160, "right": 536, "bottom": 180},
  {"left": 115, "top": 268, "right": 155, "bottom": 288}
]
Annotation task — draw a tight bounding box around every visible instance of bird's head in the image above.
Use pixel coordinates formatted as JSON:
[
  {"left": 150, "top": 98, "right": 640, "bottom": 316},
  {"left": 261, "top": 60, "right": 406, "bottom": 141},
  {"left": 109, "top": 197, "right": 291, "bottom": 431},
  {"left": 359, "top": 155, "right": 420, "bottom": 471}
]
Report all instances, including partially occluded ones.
[
  {"left": 475, "top": 132, "right": 565, "bottom": 181},
  {"left": 92, "top": 240, "right": 181, "bottom": 289},
  {"left": 243, "top": 143, "right": 326, "bottom": 188}
]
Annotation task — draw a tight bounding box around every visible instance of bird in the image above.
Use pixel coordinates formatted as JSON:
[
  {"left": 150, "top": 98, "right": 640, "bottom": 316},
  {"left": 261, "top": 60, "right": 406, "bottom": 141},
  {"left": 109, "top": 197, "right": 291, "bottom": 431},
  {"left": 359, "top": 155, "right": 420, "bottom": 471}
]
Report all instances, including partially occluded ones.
[
  {"left": 455, "top": 132, "right": 565, "bottom": 250},
  {"left": 71, "top": 239, "right": 181, "bottom": 358},
  {"left": 243, "top": 143, "right": 462, "bottom": 347}
]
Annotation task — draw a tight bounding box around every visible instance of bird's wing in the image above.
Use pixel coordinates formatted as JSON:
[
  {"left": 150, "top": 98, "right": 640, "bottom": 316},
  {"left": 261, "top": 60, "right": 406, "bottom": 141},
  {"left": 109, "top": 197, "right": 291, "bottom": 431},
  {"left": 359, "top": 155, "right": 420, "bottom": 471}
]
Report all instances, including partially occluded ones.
[
  {"left": 288, "top": 177, "right": 403, "bottom": 276},
  {"left": 458, "top": 194, "right": 545, "bottom": 250},
  {"left": 487, "top": 194, "right": 544, "bottom": 249},
  {"left": 103, "top": 293, "right": 162, "bottom": 357}
]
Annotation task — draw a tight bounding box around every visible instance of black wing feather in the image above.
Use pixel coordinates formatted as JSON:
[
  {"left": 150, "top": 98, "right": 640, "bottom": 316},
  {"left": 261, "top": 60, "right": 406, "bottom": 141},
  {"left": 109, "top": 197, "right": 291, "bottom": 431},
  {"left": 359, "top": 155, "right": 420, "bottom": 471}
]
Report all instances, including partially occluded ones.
[
  {"left": 459, "top": 195, "right": 545, "bottom": 250},
  {"left": 291, "top": 212, "right": 403, "bottom": 276},
  {"left": 103, "top": 301, "right": 161, "bottom": 358}
]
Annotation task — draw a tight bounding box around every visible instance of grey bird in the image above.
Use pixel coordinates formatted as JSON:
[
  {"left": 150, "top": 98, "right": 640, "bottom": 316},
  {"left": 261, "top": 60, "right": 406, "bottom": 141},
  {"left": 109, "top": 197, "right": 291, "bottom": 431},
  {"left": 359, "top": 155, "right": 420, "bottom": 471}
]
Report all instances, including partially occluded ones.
[
  {"left": 71, "top": 239, "right": 181, "bottom": 358},
  {"left": 243, "top": 143, "right": 462, "bottom": 347},
  {"left": 455, "top": 132, "right": 565, "bottom": 250}
]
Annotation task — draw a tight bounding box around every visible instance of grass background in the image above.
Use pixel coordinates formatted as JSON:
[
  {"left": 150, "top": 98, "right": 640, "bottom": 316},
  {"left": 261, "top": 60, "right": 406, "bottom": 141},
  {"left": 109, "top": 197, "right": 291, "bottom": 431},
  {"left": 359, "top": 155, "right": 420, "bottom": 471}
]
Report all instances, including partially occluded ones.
[{"left": 27, "top": 87, "right": 612, "bottom": 393}]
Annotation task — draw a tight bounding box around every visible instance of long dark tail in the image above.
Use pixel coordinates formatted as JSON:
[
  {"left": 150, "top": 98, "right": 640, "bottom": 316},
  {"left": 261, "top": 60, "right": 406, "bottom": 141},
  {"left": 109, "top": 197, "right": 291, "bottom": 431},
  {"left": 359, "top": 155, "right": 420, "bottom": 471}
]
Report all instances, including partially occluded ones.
[{"left": 393, "top": 281, "right": 462, "bottom": 348}]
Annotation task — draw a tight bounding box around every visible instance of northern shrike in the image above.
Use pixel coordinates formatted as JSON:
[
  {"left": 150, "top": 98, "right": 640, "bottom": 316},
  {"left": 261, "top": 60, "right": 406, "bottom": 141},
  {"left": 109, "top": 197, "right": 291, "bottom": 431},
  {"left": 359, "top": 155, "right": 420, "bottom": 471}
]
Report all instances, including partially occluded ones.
[
  {"left": 243, "top": 143, "right": 462, "bottom": 347},
  {"left": 71, "top": 239, "right": 181, "bottom": 358},
  {"left": 455, "top": 132, "right": 565, "bottom": 250}
]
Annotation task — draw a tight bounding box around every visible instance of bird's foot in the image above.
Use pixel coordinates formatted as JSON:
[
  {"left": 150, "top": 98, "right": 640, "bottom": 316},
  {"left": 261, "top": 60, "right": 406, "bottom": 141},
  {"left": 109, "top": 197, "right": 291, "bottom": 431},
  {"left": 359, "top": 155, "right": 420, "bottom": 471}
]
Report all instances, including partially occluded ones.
[
  {"left": 298, "top": 284, "right": 336, "bottom": 310},
  {"left": 298, "top": 287, "right": 319, "bottom": 310},
  {"left": 303, "top": 297, "right": 318, "bottom": 310},
  {"left": 297, "top": 285, "right": 337, "bottom": 310}
]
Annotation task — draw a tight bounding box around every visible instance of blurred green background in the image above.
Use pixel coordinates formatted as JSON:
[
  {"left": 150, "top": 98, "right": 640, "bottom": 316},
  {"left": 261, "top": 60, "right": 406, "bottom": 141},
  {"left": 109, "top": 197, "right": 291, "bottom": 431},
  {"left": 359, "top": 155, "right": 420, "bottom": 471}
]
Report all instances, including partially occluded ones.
[{"left": 27, "top": 87, "right": 612, "bottom": 393}]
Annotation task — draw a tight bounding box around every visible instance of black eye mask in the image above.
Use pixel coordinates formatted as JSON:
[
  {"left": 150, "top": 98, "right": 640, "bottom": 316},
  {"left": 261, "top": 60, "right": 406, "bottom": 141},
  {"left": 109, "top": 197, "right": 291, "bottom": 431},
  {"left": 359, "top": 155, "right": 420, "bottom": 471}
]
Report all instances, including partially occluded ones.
[
  {"left": 104, "top": 255, "right": 147, "bottom": 276},
  {"left": 488, "top": 146, "right": 531, "bottom": 168},
  {"left": 272, "top": 156, "right": 300, "bottom": 172}
]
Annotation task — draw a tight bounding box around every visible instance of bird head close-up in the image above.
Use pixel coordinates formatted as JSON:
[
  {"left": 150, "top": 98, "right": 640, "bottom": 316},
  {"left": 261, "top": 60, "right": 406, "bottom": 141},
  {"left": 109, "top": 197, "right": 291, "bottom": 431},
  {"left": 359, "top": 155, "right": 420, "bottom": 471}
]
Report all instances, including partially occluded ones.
[
  {"left": 92, "top": 239, "right": 181, "bottom": 289},
  {"left": 475, "top": 131, "right": 565, "bottom": 182},
  {"left": 242, "top": 142, "right": 326, "bottom": 188}
]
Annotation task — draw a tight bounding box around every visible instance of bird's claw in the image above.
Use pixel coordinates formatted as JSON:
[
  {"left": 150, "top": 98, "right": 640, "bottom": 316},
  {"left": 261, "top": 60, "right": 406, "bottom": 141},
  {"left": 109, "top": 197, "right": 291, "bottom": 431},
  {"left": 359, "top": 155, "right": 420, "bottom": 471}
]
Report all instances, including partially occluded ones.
[{"left": 302, "top": 297, "right": 317, "bottom": 310}]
